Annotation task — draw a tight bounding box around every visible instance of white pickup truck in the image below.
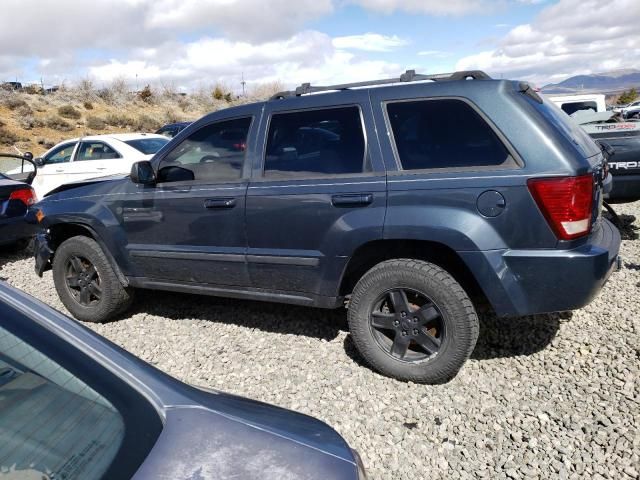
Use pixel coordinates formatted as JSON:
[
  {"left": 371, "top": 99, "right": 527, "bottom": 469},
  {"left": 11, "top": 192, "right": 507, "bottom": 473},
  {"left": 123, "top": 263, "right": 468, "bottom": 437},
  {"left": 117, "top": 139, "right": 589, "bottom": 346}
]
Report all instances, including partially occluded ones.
[{"left": 547, "top": 94, "right": 640, "bottom": 203}]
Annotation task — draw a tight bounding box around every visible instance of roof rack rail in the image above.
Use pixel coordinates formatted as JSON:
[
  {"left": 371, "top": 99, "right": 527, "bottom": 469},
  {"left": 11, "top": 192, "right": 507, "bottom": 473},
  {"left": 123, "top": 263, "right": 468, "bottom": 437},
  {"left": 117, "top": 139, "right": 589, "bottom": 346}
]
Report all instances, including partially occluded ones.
[{"left": 270, "top": 69, "right": 491, "bottom": 100}]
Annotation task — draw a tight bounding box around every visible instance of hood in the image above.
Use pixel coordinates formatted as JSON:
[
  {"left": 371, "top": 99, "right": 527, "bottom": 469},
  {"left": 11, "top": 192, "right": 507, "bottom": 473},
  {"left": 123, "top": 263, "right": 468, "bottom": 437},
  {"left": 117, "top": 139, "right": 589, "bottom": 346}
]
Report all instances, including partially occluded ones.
[
  {"left": 43, "top": 173, "right": 129, "bottom": 198},
  {"left": 132, "top": 407, "right": 358, "bottom": 480}
]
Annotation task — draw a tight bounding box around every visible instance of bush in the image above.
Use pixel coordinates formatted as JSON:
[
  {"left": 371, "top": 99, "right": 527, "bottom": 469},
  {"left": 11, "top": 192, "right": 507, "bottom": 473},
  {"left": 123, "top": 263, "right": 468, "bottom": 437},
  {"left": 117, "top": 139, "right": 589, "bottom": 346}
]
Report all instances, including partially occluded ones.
[
  {"left": 133, "top": 114, "right": 161, "bottom": 131},
  {"left": 0, "top": 127, "right": 20, "bottom": 145},
  {"left": 2, "top": 96, "right": 28, "bottom": 110},
  {"left": 138, "top": 85, "right": 153, "bottom": 103},
  {"left": 16, "top": 104, "right": 33, "bottom": 116},
  {"left": 104, "top": 113, "right": 134, "bottom": 128},
  {"left": 86, "top": 116, "right": 107, "bottom": 130},
  {"left": 45, "top": 115, "right": 74, "bottom": 131},
  {"left": 18, "top": 114, "right": 45, "bottom": 130},
  {"left": 37, "top": 137, "right": 56, "bottom": 149},
  {"left": 58, "top": 105, "right": 82, "bottom": 120},
  {"left": 84, "top": 101, "right": 94, "bottom": 110}
]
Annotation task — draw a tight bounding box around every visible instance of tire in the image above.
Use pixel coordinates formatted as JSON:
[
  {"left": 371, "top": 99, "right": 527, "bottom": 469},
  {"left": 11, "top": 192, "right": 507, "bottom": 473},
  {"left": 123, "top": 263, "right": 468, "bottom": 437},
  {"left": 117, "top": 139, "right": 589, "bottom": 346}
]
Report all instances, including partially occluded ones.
[
  {"left": 348, "top": 259, "right": 479, "bottom": 384},
  {"left": 52, "top": 235, "right": 134, "bottom": 323}
]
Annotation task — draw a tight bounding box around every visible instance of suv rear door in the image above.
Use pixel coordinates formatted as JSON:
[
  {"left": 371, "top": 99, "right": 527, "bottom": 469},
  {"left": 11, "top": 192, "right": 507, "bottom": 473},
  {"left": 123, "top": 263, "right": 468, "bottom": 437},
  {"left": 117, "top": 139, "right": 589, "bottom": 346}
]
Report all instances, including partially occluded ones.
[{"left": 245, "top": 91, "right": 386, "bottom": 301}]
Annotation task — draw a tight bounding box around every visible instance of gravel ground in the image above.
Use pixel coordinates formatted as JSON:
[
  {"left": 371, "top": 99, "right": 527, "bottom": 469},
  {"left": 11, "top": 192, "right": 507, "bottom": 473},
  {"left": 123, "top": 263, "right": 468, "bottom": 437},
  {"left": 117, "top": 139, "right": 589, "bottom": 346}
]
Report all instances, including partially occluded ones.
[{"left": 1, "top": 202, "right": 639, "bottom": 480}]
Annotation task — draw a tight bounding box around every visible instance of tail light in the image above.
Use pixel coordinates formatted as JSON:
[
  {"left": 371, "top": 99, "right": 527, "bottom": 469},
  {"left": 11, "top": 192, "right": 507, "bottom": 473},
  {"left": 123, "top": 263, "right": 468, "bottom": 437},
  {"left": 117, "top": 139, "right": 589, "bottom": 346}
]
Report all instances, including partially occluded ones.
[
  {"left": 9, "top": 187, "right": 37, "bottom": 207},
  {"left": 527, "top": 175, "right": 593, "bottom": 240}
]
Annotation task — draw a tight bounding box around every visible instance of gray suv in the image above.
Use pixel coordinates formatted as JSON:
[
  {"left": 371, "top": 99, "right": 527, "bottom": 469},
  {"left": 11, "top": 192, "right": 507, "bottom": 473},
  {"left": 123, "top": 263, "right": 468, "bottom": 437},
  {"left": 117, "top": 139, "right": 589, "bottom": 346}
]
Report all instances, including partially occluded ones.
[{"left": 32, "top": 70, "right": 620, "bottom": 384}]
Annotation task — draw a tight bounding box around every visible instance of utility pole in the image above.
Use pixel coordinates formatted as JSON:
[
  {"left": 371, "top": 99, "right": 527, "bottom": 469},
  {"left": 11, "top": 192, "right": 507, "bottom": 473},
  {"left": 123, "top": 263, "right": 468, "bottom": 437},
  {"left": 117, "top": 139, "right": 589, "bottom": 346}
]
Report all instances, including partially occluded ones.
[{"left": 241, "top": 72, "right": 246, "bottom": 97}]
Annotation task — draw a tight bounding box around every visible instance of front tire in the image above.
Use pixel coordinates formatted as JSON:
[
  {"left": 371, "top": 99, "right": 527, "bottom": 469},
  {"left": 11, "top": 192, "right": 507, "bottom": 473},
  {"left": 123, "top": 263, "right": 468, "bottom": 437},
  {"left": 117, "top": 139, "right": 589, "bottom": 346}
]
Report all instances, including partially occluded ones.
[
  {"left": 52, "top": 236, "right": 133, "bottom": 323},
  {"left": 348, "top": 259, "right": 479, "bottom": 384}
]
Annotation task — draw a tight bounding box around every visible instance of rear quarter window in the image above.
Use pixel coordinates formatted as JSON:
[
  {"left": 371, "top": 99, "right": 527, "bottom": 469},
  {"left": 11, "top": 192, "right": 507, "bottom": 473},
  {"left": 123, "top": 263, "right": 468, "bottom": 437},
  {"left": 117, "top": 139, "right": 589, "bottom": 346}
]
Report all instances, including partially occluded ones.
[{"left": 385, "top": 99, "right": 515, "bottom": 171}]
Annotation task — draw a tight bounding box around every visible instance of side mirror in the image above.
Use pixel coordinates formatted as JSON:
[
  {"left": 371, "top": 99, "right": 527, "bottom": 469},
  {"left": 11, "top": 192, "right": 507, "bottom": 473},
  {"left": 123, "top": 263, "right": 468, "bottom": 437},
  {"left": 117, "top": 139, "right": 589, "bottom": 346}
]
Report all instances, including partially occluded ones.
[
  {"left": 130, "top": 161, "right": 156, "bottom": 185},
  {"left": 34, "top": 157, "right": 44, "bottom": 167}
]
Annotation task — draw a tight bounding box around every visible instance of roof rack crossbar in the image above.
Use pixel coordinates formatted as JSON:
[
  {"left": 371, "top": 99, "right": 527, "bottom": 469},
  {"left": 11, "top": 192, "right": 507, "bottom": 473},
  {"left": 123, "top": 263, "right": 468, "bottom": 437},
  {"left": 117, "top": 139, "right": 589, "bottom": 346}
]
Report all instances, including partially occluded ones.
[{"left": 270, "top": 70, "right": 491, "bottom": 100}]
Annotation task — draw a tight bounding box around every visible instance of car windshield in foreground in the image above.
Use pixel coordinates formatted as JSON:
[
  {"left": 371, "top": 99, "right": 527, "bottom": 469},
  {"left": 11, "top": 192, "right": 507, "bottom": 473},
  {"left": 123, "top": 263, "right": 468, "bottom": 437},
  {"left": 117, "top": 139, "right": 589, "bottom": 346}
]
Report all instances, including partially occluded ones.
[
  {"left": 124, "top": 137, "right": 169, "bottom": 155},
  {"left": 0, "top": 325, "right": 124, "bottom": 479},
  {"left": 0, "top": 301, "right": 163, "bottom": 480}
]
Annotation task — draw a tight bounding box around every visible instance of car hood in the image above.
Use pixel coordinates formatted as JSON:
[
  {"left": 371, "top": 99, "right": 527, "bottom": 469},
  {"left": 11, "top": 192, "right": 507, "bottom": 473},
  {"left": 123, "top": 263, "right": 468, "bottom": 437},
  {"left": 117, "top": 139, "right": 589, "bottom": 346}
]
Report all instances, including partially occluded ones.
[
  {"left": 133, "top": 406, "right": 358, "bottom": 480},
  {"left": 43, "top": 173, "right": 129, "bottom": 199}
]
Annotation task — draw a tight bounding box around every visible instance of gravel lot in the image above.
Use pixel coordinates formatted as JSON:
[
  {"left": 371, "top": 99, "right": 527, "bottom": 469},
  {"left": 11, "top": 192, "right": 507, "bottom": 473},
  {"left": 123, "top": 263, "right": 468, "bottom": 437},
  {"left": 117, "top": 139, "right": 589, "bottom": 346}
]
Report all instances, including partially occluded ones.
[{"left": 1, "top": 202, "right": 639, "bottom": 480}]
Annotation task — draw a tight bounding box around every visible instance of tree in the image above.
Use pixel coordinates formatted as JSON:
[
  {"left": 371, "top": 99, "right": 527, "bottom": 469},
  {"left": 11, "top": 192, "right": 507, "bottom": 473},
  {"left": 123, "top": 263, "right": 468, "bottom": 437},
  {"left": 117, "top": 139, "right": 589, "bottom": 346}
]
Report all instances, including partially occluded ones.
[{"left": 617, "top": 88, "right": 638, "bottom": 105}]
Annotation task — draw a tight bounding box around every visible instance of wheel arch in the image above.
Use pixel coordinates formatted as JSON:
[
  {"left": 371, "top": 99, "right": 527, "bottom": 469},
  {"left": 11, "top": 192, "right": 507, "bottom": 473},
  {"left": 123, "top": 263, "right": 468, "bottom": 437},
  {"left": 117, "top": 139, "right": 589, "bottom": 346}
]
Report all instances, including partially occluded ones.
[
  {"left": 48, "top": 222, "right": 128, "bottom": 286},
  {"left": 339, "top": 239, "right": 488, "bottom": 306}
]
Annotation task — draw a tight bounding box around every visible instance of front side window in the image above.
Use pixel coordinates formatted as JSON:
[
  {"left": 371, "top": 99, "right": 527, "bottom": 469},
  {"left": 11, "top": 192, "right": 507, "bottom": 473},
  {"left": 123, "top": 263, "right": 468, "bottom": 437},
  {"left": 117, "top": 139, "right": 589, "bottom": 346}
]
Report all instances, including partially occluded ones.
[
  {"left": 0, "top": 325, "right": 124, "bottom": 479},
  {"left": 76, "top": 142, "right": 120, "bottom": 161},
  {"left": 264, "top": 106, "right": 366, "bottom": 177},
  {"left": 386, "top": 99, "right": 512, "bottom": 171},
  {"left": 158, "top": 117, "right": 251, "bottom": 183},
  {"left": 45, "top": 143, "right": 77, "bottom": 164}
]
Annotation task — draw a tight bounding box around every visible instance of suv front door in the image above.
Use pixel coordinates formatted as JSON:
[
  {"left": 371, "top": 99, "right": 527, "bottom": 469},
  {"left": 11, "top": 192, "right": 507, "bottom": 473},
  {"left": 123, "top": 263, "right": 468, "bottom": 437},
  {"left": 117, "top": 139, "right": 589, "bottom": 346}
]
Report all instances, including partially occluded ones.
[
  {"left": 118, "top": 112, "right": 256, "bottom": 287},
  {"left": 246, "top": 91, "right": 386, "bottom": 302}
]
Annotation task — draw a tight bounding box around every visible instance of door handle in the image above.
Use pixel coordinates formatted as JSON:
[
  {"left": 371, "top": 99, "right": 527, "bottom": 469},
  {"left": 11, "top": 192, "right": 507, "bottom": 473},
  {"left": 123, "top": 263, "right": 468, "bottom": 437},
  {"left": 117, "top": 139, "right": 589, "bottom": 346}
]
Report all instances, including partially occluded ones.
[
  {"left": 55, "top": 169, "right": 64, "bottom": 173},
  {"left": 331, "top": 193, "right": 373, "bottom": 207},
  {"left": 204, "top": 198, "right": 237, "bottom": 209},
  {"left": 97, "top": 167, "right": 107, "bottom": 170}
]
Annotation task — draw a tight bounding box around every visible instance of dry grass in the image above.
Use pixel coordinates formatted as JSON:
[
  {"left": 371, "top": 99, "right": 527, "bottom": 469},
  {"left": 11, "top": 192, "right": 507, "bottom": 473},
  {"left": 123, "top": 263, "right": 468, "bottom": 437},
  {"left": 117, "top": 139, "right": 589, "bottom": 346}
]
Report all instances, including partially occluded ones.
[{"left": 0, "top": 80, "right": 283, "bottom": 155}]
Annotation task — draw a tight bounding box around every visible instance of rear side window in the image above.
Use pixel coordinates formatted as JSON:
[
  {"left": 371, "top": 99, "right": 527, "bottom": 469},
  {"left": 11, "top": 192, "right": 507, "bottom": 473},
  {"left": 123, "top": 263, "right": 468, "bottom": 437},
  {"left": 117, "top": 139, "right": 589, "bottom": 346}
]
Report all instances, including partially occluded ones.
[
  {"left": 76, "top": 142, "right": 120, "bottom": 161},
  {"left": 264, "top": 106, "right": 366, "bottom": 177},
  {"left": 386, "top": 99, "right": 513, "bottom": 171}
]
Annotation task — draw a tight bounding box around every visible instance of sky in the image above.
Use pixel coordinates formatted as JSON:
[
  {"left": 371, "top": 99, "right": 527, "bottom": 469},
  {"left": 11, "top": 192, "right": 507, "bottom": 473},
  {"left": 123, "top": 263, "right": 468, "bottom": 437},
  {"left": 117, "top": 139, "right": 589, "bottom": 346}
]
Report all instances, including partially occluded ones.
[{"left": 0, "top": 0, "right": 638, "bottom": 92}]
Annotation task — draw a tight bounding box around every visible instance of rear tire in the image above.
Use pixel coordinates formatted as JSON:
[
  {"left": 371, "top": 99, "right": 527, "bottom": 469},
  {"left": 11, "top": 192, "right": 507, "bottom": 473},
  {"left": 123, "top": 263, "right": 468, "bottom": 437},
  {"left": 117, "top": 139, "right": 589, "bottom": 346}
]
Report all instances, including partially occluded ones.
[
  {"left": 52, "top": 236, "right": 133, "bottom": 323},
  {"left": 348, "top": 259, "right": 479, "bottom": 384}
]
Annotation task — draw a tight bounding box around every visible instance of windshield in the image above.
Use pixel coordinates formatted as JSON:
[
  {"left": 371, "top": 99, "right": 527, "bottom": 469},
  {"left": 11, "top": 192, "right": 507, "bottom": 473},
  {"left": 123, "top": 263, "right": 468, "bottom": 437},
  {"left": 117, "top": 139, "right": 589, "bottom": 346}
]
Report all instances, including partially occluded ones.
[
  {"left": 0, "top": 325, "right": 124, "bottom": 479},
  {"left": 0, "top": 300, "right": 163, "bottom": 480},
  {"left": 124, "top": 137, "right": 169, "bottom": 155}
]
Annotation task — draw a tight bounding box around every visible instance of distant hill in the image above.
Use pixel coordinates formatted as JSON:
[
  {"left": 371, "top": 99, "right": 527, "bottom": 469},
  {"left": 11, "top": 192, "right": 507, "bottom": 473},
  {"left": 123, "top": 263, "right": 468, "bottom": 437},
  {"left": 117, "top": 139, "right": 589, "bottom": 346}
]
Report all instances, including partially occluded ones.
[{"left": 541, "top": 69, "right": 640, "bottom": 94}]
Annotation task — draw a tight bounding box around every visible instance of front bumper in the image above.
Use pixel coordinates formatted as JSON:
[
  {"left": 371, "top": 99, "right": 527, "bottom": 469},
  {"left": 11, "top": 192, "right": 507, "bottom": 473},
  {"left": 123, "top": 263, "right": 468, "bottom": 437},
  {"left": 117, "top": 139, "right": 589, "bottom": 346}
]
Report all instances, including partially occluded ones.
[
  {"left": 34, "top": 233, "right": 54, "bottom": 277},
  {"left": 460, "top": 218, "right": 621, "bottom": 317}
]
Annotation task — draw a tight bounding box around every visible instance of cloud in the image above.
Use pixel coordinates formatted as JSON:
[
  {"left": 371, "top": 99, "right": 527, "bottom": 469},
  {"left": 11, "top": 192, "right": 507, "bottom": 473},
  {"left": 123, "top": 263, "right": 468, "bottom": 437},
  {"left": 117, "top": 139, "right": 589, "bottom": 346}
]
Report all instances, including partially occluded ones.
[
  {"left": 87, "top": 31, "right": 401, "bottom": 89},
  {"left": 332, "top": 33, "right": 409, "bottom": 52},
  {"left": 456, "top": 0, "right": 640, "bottom": 84},
  {"left": 417, "top": 50, "right": 451, "bottom": 58},
  {"left": 347, "top": 0, "right": 497, "bottom": 15}
]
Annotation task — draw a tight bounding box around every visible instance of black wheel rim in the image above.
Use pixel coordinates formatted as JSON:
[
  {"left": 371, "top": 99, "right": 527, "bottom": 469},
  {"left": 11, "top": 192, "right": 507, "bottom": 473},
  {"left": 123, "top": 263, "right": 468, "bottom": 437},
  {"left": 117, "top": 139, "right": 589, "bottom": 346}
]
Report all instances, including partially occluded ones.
[
  {"left": 64, "top": 255, "right": 102, "bottom": 306},
  {"left": 369, "top": 288, "right": 446, "bottom": 363}
]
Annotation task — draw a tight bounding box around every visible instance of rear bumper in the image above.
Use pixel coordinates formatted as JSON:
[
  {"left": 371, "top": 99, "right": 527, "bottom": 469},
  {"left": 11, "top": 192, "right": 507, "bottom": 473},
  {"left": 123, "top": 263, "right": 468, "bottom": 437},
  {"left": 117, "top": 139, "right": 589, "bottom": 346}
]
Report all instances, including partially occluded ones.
[
  {"left": 0, "top": 216, "right": 37, "bottom": 246},
  {"left": 460, "top": 218, "right": 621, "bottom": 317}
]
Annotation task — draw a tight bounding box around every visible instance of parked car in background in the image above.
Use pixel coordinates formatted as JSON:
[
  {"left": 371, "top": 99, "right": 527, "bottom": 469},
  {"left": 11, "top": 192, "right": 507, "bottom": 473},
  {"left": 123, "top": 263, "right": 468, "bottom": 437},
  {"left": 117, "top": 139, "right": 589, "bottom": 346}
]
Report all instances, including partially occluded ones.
[
  {"left": 31, "top": 70, "right": 620, "bottom": 384},
  {"left": 613, "top": 100, "right": 640, "bottom": 117},
  {"left": 548, "top": 93, "right": 607, "bottom": 115},
  {"left": 569, "top": 109, "right": 640, "bottom": 202},
  {"left": 0, "top": 153, "right": 37, "bottom": 249},
  {"left": 0, "top": 282, "right": 366, "bottom": 479},
  {"left": 30, "top": 133, "right": 169, "bottom": 199},
  {"left": 156, "top": 121, "right": 192, "bottom": 138}
]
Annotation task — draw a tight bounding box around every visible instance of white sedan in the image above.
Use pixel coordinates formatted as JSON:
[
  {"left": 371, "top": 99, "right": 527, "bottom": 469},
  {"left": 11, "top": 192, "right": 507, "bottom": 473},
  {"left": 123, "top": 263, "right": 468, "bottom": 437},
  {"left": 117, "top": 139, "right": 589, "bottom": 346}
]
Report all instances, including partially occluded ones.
[{"left": 30, "top": 133, "right": 170, "bottom": 199}]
